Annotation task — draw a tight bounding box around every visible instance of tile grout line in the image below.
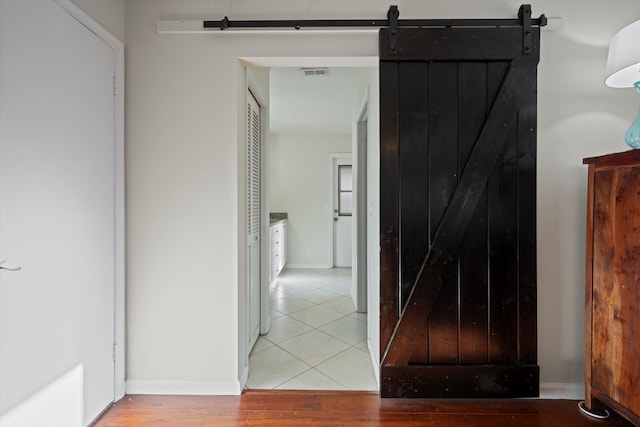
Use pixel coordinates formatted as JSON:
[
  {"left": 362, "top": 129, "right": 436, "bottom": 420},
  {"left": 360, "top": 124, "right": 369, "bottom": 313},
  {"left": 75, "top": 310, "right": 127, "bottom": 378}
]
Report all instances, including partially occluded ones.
[{"left": 248, "top": 268, "right": 375, "bottom": 391}]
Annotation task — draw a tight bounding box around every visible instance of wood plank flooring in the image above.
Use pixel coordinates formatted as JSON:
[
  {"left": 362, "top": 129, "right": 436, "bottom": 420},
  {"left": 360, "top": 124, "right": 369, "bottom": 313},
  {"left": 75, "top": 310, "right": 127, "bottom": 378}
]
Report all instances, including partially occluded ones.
[{"left": 94, "top": 390, "right": 635, "bottom": 426}]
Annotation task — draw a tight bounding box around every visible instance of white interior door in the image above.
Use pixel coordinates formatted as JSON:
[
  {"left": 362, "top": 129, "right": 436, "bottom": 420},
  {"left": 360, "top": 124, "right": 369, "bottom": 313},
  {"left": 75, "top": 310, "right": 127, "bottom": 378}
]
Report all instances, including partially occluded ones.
[
  {"left": 333, "top": 157, "right": 353, "bottom": 268},
  {"left": 0, "top": 1, "right": 117, "bottom": 424},
  {"left": 247, "top": 91, "right": 261, "bottom": 351}
]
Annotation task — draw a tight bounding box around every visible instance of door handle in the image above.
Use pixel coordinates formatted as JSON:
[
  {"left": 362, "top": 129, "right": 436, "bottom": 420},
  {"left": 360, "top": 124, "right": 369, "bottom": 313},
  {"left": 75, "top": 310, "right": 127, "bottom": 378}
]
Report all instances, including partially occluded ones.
[{"left": 334, "top": 217, "right": 339, "bottom": 222}]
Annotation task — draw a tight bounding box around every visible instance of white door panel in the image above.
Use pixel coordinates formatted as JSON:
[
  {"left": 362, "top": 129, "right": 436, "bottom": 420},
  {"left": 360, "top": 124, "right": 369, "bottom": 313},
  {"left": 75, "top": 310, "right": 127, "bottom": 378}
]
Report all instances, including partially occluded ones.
[
  {"left": 334, "top": 216, "right": 352, "bottom": 267},
  {"left": 333, "top": 158, "right": 352, "bottom": 268},
  {"left": 0, "top": 0, "right": 116, "bottom": 424}
]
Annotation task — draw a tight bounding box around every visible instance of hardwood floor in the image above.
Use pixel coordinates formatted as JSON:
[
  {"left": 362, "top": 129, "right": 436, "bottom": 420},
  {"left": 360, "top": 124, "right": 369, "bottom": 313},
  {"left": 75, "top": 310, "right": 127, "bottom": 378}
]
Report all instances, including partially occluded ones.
[{"left": 94, "top": 390, "right": 635, "bottom": 426}]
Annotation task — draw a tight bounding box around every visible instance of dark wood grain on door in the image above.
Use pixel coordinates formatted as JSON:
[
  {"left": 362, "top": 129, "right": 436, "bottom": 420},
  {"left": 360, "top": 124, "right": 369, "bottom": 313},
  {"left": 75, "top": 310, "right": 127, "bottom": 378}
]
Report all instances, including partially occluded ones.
[{"left": 380, "top": 25, "right": 540, "bottom": 398}]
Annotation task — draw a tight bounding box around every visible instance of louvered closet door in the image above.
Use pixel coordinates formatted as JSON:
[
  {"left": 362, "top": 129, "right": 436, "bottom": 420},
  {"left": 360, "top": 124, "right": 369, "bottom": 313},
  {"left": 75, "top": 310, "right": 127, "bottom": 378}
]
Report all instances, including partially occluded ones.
[
  {"left": 248, "top": 91, "right": 261, "bottom": 351},
  {"left": 379, "top": 25, "right": 540, "bottom": 398}
]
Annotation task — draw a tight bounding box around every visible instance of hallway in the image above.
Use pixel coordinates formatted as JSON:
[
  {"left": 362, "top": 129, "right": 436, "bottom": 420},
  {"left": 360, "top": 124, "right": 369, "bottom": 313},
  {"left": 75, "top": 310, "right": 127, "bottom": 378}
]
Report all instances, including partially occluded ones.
[{"left": 246, "top": 268, "right": 377, "bottom": 390}]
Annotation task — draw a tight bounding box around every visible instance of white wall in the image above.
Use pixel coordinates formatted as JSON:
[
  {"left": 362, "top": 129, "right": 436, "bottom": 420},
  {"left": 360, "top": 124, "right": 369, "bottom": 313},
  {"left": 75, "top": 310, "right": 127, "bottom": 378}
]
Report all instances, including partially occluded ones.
[
  {"left": 535, "top": 2, "right": 640, "bottom": 388},
  {"left": 125, "top": 0, "right": 640, "bottom": 395},
  {"left": 269, "top": 132, "right": 351, "bottom": 268},
  {"left": 71, "top": 0, "right": 125, "bottom": 42},
  {"left": 125, "top": 1, "right": 375, "bottom": 393}
]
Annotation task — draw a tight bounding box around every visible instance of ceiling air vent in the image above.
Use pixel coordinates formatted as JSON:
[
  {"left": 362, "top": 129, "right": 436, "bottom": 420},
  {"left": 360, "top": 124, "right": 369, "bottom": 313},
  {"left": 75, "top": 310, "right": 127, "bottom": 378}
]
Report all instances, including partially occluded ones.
[{"left": 301, "top": 67, "right": 329, "bottom": 76}]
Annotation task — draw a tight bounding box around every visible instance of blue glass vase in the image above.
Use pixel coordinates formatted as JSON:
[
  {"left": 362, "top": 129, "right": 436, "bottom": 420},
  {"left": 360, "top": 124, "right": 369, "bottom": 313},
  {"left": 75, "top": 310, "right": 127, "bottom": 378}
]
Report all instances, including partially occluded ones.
[
  {"left": 625, "top": 81, "right": 640, "bottom": 149},
  {"left": 625, "top": 110, "right": 640, "bottom": 149}
]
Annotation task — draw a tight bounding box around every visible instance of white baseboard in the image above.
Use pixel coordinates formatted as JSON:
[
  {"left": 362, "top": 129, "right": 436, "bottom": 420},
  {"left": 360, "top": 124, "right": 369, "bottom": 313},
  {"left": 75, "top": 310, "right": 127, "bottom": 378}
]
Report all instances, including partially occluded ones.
[
  {"left": 285, "top": 263, "right": 332, "bottom": 269},
  {"left": 539, "top": 382, "right": 585, "bottom": 400},
  {"left": 126, "top": 380, "right": 242, "bottom": 395},
  {"left": 125, "top": 381, "right": 581, "bottom": 399}
]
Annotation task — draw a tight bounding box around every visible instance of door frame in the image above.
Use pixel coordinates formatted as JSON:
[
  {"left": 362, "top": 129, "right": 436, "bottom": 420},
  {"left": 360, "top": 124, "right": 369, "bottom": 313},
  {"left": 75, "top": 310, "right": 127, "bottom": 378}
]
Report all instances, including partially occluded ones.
[
  {"left": 237, "top": 57, "right": 379, "bottom": 391},
  {"left": 246, "top": 69, "right": 270, "bottom": 339},
  {"left": 55, "top": 0, "right": 126, "bottom": 401},
  {"left": 355, "top": 92, "right": 369, "bottom": 313}
]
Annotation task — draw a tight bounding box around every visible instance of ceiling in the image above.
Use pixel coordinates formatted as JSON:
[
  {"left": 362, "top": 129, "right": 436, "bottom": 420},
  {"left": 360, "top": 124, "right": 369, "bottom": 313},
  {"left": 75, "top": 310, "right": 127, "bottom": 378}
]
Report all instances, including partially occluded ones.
[{"left": 269, "top": 67, "right": 367, "bottom": 134}]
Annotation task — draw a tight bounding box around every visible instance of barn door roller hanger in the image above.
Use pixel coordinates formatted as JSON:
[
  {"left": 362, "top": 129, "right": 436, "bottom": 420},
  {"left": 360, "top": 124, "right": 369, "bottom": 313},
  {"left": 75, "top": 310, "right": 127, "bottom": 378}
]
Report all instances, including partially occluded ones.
[{"left": 204, "top": 5, "right": 547, "bottom": 55}]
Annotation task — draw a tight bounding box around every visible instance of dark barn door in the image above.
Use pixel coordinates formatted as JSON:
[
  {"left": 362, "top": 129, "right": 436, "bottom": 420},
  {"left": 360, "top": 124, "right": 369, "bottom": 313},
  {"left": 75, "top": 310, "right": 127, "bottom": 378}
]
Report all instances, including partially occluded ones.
[{"left": 379, "top": 22, "right": 540, "bottom": 398}]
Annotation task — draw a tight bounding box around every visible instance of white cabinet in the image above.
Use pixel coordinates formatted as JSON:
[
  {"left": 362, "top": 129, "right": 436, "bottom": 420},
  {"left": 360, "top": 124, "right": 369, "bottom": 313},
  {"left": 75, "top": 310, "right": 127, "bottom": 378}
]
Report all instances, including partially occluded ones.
[
  {"left": 269, "top": 220, "right": 287, "bottom": 282},
  {"left": 281, "top": 222, "right": 287, "bottom": 269}
]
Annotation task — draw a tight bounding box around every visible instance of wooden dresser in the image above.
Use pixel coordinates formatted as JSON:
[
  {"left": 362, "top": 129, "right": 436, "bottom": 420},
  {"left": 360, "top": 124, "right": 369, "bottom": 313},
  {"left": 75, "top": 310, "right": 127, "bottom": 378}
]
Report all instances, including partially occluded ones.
[{"left": 583, "top": 150, "right": 640, "bottom": 426}]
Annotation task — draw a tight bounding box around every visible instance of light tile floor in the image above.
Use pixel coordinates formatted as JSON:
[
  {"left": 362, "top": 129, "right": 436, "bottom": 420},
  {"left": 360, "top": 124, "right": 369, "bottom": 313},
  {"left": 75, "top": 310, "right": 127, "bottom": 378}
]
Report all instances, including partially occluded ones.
[{"left": 246, "top": 268, "right": 378, "bottom": 391}]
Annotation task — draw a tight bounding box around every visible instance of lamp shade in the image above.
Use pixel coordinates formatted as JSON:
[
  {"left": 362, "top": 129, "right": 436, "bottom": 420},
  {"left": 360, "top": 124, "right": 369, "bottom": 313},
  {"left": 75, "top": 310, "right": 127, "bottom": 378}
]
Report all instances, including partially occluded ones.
[{"left": 605, "top": 20, "right": 640, "bottom": 88}]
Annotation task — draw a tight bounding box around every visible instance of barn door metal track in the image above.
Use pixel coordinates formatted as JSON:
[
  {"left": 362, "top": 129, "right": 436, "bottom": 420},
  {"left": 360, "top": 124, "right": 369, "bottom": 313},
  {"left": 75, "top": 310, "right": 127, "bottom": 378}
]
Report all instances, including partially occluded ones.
[
  {"left": 203, "top": 5, "right": 545, "bottom": 56},
  {"left": 204, "top": 5, "right": 547, "bottom": 32}
]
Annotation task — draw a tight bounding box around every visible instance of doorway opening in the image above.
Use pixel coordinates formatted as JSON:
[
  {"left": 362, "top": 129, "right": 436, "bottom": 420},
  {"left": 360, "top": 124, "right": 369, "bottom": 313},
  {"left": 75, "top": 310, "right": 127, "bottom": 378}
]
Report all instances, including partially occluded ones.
[{"left": 241, "top": 60, "right": 379, "bottom": 390}]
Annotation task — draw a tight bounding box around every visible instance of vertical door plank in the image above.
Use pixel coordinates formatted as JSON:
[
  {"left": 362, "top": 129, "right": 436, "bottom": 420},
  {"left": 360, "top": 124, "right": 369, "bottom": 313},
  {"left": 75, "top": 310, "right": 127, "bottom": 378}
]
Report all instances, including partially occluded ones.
[
  {"left": 516, "top": 61, "right": 538, "bottom": 363},
  {"left": 457, "top": 62, "right": 490, "bottom": 364},
  {"left": 399, "top": 62, "right": 430, "bottom": 311},
  {"left": 488, "top": 118, "right": 519, "bottom": 364},
  {"left": 379, "top": 60, "right": 400, "bottom": 355},
  {"left": 484, "top": 61, "right": 517, "bottom": 364},
  {"left": 398, "top": 62, "right": 431, "bottom": 364},
  {"left": 427, "top": 62, "right": 460, "bottom": 364}
]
